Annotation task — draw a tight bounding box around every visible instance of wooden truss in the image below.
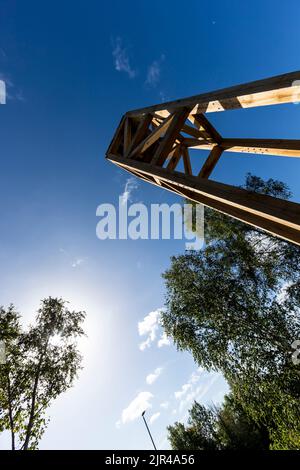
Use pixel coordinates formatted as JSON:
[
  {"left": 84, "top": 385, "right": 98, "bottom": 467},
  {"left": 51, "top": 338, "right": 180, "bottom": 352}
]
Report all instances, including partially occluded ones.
[{"left": 106, "top": 71, "right": 300, "bottom": 245}]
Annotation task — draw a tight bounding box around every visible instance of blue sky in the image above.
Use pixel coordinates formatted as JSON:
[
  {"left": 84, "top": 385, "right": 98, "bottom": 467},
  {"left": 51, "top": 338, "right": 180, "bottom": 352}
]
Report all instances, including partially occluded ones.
[{"left": 0, "top": 0, "right": 300, "bottom": 450}]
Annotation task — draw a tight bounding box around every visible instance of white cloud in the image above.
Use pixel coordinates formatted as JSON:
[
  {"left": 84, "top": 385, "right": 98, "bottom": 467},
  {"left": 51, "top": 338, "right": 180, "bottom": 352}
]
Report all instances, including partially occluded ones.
[
  {"left": 138, "top": 310, "right": 160, "bottom": 338},
  {"left": 139, "top": 337, "right": 152, "bottom": 351},
  {"left": 160, "top": 401, "right": 169, "bottom": 410},
  {"left": 174, "top": 383, "right": 192, "bottom": 400},
  {"left": 157, "top": 332, "right": 171, "bottom": 348},
  {"left": 112, "top": 37, "right": 136, "bottom": 79},
  {"left": 146, "top": 367, "right": 163, "bottom": 385},
  {"left": 121, "top": 391, "right": 153, "bottom": 424},
  {"left": 149, "top": 412, "right": 160, "bottom": 424},
  {"left": 138, "top": 308, "right": 171, "bottom": 351},
  {"left": 145, "top": 54, "right": 165, "bottom": 87},
  {"left": 138, "top": 308, "right": 163, "bottom": 351},
  {"left": 120, "top": 177, "right": 139, "bottom": 206},
  {"left": 174, "top": 367, "right": 204, "bottom": 400}
]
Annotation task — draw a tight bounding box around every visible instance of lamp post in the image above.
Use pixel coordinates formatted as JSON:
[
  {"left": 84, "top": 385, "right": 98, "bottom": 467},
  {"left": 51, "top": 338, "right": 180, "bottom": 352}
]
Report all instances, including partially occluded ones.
[{"left": 141, "top": 410, "right": 157, "bottom": 450}]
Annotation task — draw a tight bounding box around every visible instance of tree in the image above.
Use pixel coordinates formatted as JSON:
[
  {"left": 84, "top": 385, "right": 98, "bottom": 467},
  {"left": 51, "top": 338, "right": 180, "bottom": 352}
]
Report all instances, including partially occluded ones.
[
  {"left": 0, "top": 297, "right": 85, "bottom": 450},
  {"left": 216, "top": 393, "right": 269, "bottom": 449},
  {"left": 162, "top": 174, "right": 300, "bottom": 449},
  {"left": 168, "top": 402, "right": 219, "bottom": 450},
  {"left": 168, "top": 395, "right": 269, "bottom": 450}
]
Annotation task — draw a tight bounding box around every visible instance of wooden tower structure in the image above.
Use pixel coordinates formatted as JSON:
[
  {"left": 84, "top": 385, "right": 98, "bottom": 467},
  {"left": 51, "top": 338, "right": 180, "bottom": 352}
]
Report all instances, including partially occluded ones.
[{"left": 106, "top": 71, "right": 300, "bottom": 245}]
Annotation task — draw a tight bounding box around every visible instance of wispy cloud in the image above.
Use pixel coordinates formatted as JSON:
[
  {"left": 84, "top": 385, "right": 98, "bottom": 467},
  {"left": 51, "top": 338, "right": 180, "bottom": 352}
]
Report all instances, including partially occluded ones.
[
  {"left": 159, "top": 90, "right": 169, "bottom": 103},
  {"left": 174, "top": 367, "right": 204, "bottom": 401},
  {"left": 59, "top": 248, "right": 86, "bottom": 269},
  {"left": 178, "top": 374, "right": 219, "bottom": 416},
  {"left": 112, "top": 37, "right": 137, "bottom": 79},
  {"left": 146, "top": 367, "right": 163, "bottom": 385},
  {"left": 119, "top": 391, "right": 153, "bottom": 425},
  {"left": 120, "top": 177, "right": 139, "bottom": 206},
  {"left": 172, "top": 367, "right": 221, "bottom": 421},
  {"left": 0, "top": 72, "right": 25, "bottom": 102},
  {"left": 145, "top": 54, "right": 165, "bottom": 88},
  {"left": 138, "top": 308, "right": 171, "bottom": 351},
  {"left": 0, "top": 73, "right": 13, "bottom": 88},
  {"left": 71, "top": 257, "right": 85, "bottom": 268},
  {"left": 149, "top": 412, "right": 160, "bottom": 424}
]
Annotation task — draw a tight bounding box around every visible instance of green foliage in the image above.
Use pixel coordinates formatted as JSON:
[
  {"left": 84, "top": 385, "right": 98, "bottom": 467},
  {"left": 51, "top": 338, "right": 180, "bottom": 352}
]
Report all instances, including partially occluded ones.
[
  {"left": 168, "top": 396, "right": 269, "bottom": 450},
  {"left": 0, "top": 297, "right": 85, "bottom": 450},
  {"left": 168, "top": 402, "right": 219, "bottom": 450},
  {"left": 163, "top": 174, "right": 300, "bottom": 449}
]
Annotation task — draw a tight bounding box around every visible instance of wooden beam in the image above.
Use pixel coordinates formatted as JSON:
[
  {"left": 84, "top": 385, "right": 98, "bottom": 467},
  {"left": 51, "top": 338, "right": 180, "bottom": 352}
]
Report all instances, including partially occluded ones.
[
  {"left": 125, "top": 167, "right": 155, "bottom": 184},
  {"left": 181, "top": 123, "right": 211, "bottom": 140},
  {"left": 125, "top": 113, "right": 152, "bottom": 157},
  {"left": 107, "top": 153, "right": 300, "bottom": 245},
  {"left": 123, "top": 117, "right": 132, "bottom": 155},
  {"left": 112, "top": 160, "right": 300, "bottom": 245},
  {"left": 106, "top": 71, "right": 300, "bottom": 246},
  {"left": 106, "top": 116, "right": 126, "bottom": 155},
  {"left": 152, "top": 116, "right": 183, "bottom": 147},
  {"left": 151, "top": 108, "right": 191, "bottom": 167},
  {"left": 183, "top": 134, "right": 212, "bottom": 145},
  {"left": 166, "top": 148, "right": 182, "bottom": 171},
  {"left": 189, "top": 113, "right": 222, "bottom": 143},
  {"left": 153, "top": 179, "right": 300, "bottom": 245},
  {"left": 182, "top": 146, "right": 192, "bottom": 176},
  {"left": 153, "top": 110, "right": 170, "bottom": 119},
  {"left": 221, "top": 138, "right": 300, "bottom": 157},
  {"left": 182, "top": 138, "right": 214, "bottom": 148},
  {"left": 129, "top": 113, "right": 174, "bottom": 158},
  {"left": 168, "top": 142, "right": 181, "bottom": 157},
  {"left": 154, "top": 112, "right": 212, "bottom": 140},
  {"left": 126, "top": 71, "right": 300, "bottom": 116},
  {"left": 184, "top": 139, "right": 300, "bottom": 157},
  {"left": 198, "top": 145, "right": 223, "bottom": 178}
]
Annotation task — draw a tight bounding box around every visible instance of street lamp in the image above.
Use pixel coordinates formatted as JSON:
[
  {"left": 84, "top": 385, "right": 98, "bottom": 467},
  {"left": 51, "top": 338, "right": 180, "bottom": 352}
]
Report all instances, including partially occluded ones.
[{"left": 141, "top": 410, "right": 157, "bottom": 450}]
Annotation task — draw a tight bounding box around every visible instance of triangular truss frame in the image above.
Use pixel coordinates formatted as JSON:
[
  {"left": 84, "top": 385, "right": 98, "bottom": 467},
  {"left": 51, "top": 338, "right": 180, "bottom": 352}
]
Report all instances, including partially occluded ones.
[{"left": 106, "top": 71, "right": 300, "bottom": 245}]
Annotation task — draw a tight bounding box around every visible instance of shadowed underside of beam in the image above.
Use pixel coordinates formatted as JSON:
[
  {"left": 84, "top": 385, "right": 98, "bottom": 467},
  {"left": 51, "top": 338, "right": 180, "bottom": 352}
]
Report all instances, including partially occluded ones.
[{"left": 106, "top": 71, "right": 300, "bottom": 246}]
